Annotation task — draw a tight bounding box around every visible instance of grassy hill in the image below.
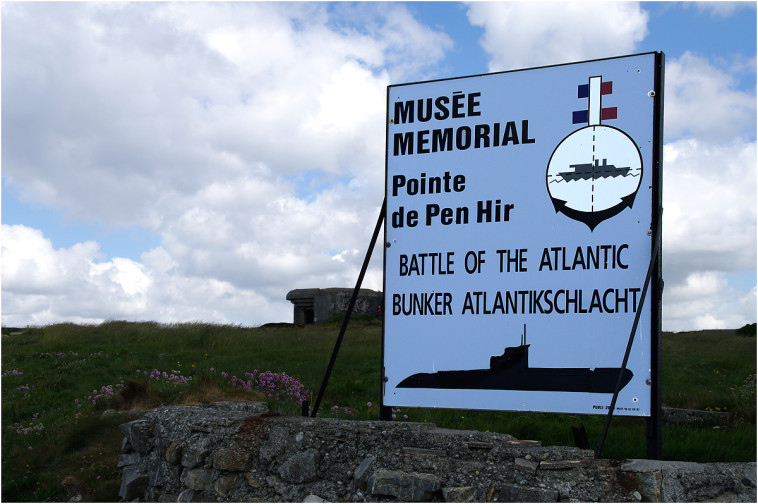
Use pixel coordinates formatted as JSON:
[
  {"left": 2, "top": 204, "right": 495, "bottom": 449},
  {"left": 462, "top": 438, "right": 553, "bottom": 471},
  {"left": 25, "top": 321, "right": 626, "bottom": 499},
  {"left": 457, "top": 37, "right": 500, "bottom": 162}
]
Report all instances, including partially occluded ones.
[{"left": 1, "top": 320, "right": 755, "bottom": 501}]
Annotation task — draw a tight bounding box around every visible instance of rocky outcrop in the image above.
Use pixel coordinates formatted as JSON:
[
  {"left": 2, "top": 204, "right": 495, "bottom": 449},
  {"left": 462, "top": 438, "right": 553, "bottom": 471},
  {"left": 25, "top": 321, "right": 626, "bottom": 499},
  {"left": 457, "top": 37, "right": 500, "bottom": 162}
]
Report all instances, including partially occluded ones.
[{"left": 118, "top": 401, "right": 756, "bottom": 502}]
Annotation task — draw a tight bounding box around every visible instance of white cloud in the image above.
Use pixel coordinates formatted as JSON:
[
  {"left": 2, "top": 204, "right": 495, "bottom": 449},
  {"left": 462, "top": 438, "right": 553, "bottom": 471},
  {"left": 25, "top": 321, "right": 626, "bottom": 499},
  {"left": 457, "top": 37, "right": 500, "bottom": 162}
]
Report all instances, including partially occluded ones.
[
  {"left": 1, "top": 2, "right": 448, "bottom": 226},
  {"left": 91, "top": 258, "right": 152, "bottom": 298},
  {"left": 655, "top": 50, "right": 756, "bottom": 330},
  {"left": 466, "top": 2, "right": 648, "bottom": 71},
  {"left": 1, "top": 224, "right": 149, "bottom": 323},
  {"left": 664, "top": 271, "right": 756, "bottom": 330},
  {"left": 692, "top": 1, "right": 754, "bottom": 18},
  {"left": 660, "top": 137, "right": 756, "bottom": 330},
  {"left": 0, "top": 223, "right": 294, "bottom": 327},
  {"left": 663, "top": 138, "right": 756, "bottom": 269},
  {"left": 658, "top": 51, "right": 757, "bottom": 330},
  {"left": 664, "top": 52, "right": 756, "bottom": 142},
  {"left": 1, "top": 225, "right": 98, "bottom": 295},
  {"left": 1, "top": 2, "right": 438, "bottom": 326}
]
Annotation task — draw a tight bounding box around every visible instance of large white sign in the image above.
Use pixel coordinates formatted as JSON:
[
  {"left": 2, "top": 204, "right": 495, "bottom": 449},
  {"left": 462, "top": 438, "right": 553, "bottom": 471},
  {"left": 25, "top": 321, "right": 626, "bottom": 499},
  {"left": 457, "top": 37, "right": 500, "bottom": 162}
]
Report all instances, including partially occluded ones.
[{"left": 383, "top": 53, "right": 663, "bottom": 416}]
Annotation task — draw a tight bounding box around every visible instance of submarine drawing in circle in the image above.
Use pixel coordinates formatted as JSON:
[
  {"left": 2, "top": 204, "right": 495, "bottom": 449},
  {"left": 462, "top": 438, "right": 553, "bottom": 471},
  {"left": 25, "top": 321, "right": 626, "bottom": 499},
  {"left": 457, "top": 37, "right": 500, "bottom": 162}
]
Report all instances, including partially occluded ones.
[{"left": 396, "top": 325, "right": 633, "bottom": 393}]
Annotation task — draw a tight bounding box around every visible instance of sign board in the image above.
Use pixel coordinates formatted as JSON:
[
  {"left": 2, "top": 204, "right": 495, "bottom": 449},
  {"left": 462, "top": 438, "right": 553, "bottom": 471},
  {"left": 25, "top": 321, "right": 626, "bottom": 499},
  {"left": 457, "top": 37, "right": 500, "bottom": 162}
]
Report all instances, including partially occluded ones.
[{"left": 382, "top": 53, "right": 663, "bottom": 417}]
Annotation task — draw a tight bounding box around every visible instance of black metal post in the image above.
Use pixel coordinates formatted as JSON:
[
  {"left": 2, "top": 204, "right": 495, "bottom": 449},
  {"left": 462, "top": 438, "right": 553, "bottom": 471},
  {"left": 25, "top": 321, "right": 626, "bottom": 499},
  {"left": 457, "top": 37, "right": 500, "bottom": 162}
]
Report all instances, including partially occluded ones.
[
  {"left": 379, "top": 405, "right": 392, "bottom": 421},
  {"left": 646, "top": 51, "right": 665, "bottom": 461},
  {"left": 646, "top": 273, "right": 663, "bottom": 460},
  {"left": 595, "top": 229, "right": 661, "bottom": 459},
  {"left": 310, "top": 199, "right": 386, "bottom": 418}
]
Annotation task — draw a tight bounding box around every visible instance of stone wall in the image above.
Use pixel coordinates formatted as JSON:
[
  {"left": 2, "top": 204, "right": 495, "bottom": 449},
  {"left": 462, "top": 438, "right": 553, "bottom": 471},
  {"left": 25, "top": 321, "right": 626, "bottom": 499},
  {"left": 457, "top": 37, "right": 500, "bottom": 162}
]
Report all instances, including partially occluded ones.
[
  {"left": 286, "top": 288, "right": 383, "bottom": 324},
  {"left": 118, "top": 401, "right": 756, "bottom": 502}
]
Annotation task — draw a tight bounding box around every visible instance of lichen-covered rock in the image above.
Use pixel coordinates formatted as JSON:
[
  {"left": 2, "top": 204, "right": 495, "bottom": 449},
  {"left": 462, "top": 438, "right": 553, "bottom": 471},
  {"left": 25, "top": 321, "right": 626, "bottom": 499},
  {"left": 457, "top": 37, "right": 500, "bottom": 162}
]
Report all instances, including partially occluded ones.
[
  {"left": 181, "top": 467, "right": 213, "bottom": 491},
  {"left": 515, "top": 457, "right": 539, "bottom": 473},
  {"left": 214, "top": 474, "right": 238, "bottom": 497},
  {"left": 177, "top": 488, "right": 194, "bottom": 502},
  {"left": 119, "top": 419, "right": 153, "bottom": 455},
  {"left": 118, "top": 452, "right": 140, "bottom": 468},
  {"left": 353, "top": 456, "right": 375, "bottom": 490},
  {"left": 303, "top": 495, "right": 326, "bottom": 503},
  {"left": 442, "top": 486, "right": 477, "bottom": 502},
  {"left": 148, "top": 458, "right": 181, "bottom": 490},
  {"left": 119, "top": 465, "right": 148, "bottom": 501},
  {"left": 279, "top": 448, "right": 321, "bottom": 484},
  {"left": 370, "top": 469, "right": 442, "bottom": 501},
  {"left": 213, "top": 446, "right": 251, "bottom": 471},
  {"left": 181, "top": 436, "right": 212, "bottom": 469},
  {"left": 165, "top": 441, "right": 182, "bottom": 465},
  {"left": 259, "top": 424, "right": 290, "bottom": 464},
  {"left": 499, "top": 483, "right": 560, "bottom": 502}
]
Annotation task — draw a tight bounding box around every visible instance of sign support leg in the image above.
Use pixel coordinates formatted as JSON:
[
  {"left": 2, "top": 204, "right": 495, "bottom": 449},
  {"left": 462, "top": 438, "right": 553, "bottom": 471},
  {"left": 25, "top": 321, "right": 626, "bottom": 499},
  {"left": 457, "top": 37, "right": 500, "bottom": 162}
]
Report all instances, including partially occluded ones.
[
  {"left": 646, "top": 52, "right": 665, "bottom": 460},
  {"left": 310, "top": 199, "right": 386, "bottom": 418},
  {"left": 646, "top": 253, "right": 663, "bottom": 459},
  {"left": 595, "top": 229, "right": 661, "bottom": 459}
]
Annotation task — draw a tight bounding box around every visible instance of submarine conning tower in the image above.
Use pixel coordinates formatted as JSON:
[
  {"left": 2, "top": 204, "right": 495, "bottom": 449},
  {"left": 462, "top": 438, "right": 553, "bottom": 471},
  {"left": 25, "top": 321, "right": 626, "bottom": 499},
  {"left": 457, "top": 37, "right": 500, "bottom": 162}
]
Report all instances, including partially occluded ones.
[{"left": 489, "top": 324, "right": 529, "bottom": 371}]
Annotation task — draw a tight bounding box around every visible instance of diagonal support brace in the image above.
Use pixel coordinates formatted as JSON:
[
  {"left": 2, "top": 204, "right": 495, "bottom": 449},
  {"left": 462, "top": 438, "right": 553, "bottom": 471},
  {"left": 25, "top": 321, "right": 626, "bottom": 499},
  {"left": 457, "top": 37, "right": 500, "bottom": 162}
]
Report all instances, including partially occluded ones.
[{"left": 310, "top": 198, "right": 386, "bottom": 418}]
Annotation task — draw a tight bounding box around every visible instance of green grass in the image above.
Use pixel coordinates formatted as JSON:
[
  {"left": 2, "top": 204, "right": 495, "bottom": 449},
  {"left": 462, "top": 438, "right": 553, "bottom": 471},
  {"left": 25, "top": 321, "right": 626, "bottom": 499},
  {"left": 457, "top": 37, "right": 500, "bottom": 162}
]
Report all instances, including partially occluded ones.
[
  {"left": 662, "top": 329, "right": 757, "bottom": 417},
  {"left": 2, "top": 321, "right": 755, "bottom": 502}
]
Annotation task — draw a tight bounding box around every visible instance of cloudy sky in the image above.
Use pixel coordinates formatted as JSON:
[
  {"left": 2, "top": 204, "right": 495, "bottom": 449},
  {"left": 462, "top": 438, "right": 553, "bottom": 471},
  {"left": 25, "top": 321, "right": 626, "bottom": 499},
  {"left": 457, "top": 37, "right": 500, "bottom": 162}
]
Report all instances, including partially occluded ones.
[{"left": 1, "top": 1, "right": 755, "bottom": 331}]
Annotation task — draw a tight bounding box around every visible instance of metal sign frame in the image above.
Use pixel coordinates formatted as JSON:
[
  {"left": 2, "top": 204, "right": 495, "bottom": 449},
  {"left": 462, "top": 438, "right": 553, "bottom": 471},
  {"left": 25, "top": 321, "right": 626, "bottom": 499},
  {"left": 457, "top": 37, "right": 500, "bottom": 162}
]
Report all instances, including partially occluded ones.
[{"left": 381, "top": 53, "right": 663, "bottom": 427}]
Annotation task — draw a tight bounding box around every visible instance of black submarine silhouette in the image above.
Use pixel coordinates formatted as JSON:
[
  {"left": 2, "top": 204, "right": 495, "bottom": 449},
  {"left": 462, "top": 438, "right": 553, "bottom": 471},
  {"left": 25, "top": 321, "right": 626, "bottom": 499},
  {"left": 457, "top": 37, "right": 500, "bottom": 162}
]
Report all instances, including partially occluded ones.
[{"left": 397, "top": 325, "right": 633, "bottom": 393}]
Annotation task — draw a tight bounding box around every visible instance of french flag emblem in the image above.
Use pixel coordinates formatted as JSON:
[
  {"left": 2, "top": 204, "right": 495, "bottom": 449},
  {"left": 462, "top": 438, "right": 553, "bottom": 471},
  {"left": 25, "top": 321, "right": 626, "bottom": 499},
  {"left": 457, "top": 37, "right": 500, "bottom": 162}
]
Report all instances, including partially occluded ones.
[{"left": 572, "top": 78, "right": 617, "bottom": 124}]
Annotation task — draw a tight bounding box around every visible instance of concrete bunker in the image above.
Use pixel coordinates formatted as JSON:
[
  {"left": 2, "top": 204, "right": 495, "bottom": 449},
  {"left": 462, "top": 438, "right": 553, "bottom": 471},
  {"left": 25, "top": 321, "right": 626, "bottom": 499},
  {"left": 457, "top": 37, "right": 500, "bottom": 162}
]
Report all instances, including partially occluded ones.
[{"left": 286, "top": 288, "right": 383, "bottom": 324}]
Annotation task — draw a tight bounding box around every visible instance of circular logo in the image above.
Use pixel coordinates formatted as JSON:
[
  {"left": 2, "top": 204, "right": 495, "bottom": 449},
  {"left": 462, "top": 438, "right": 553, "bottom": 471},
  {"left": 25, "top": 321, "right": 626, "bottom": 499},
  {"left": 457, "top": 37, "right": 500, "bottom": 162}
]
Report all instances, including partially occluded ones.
[{"left": 546, "top": 125, "right": 642, "bottom": 230}]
